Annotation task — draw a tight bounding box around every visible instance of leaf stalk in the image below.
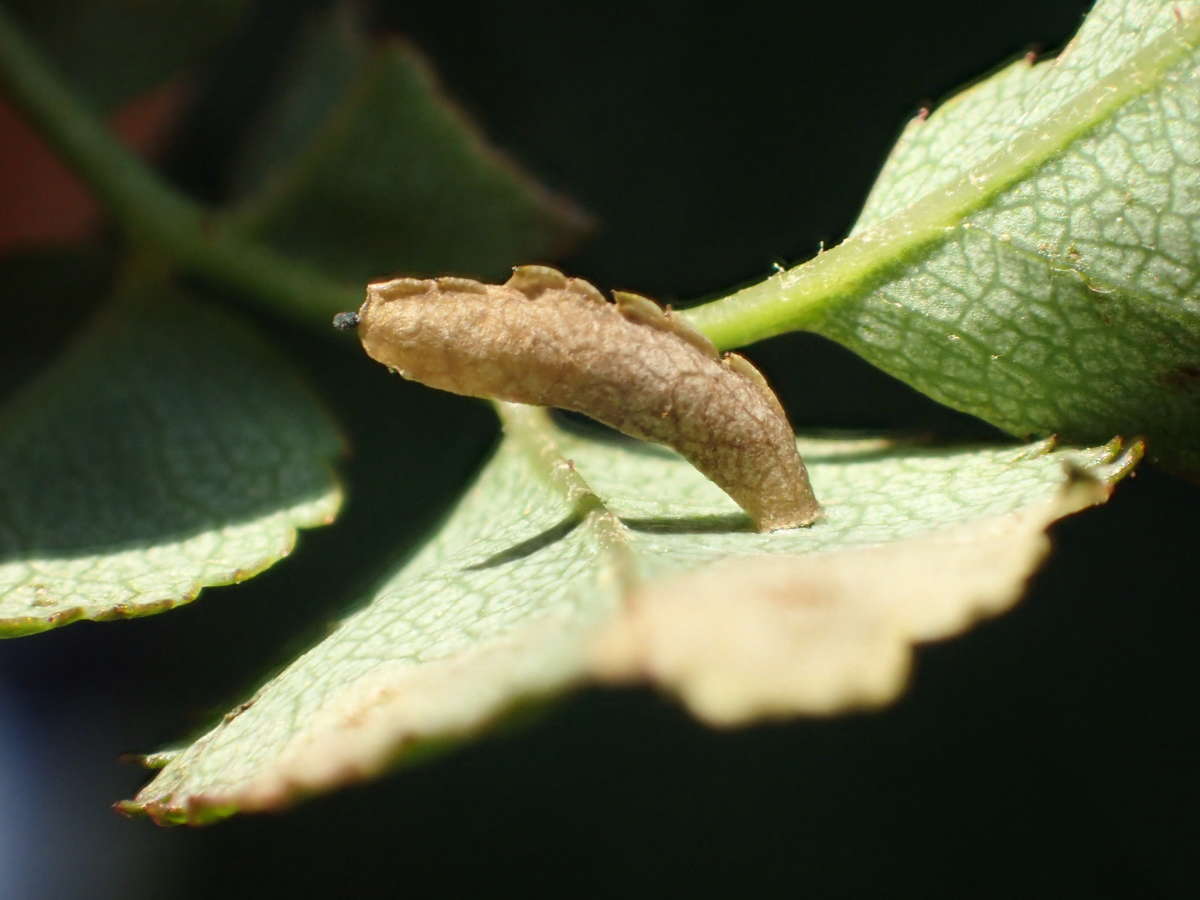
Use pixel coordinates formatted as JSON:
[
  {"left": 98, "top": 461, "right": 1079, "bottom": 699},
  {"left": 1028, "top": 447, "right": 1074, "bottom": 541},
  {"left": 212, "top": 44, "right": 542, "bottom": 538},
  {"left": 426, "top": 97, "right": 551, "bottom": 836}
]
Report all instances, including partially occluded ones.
[{"left": 0, "top": 7, "right": 359, "bottom": 324}]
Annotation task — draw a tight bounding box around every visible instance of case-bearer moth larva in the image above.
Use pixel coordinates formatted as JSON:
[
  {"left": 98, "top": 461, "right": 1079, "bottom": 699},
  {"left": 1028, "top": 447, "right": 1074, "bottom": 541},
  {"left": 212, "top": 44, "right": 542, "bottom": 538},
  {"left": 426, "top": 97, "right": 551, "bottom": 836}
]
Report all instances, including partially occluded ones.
[{"left": 335, "top": 265, "right": 820, "bottom": 531}]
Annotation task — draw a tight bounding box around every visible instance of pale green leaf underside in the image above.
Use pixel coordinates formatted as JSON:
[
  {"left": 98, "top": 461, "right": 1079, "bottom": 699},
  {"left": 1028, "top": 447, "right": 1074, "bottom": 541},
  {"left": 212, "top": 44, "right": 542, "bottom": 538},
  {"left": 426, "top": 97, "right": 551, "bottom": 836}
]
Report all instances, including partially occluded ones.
[
  {"left": 0, "top": 287, "right": 343, "bottom": 636},
  {"left": 687, "top": 0, "right": 1200, "bottom": 476},
  {"left": 125, "top": 405, "right": 1136, "bottom": 824}
]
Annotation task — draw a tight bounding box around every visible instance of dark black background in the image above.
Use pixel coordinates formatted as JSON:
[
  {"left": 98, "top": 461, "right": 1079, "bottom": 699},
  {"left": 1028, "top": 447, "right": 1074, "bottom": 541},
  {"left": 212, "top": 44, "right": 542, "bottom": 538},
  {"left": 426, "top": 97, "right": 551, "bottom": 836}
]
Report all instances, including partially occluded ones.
[{"left": 1, "top": 1, "right": 1196, "bottom": 897}]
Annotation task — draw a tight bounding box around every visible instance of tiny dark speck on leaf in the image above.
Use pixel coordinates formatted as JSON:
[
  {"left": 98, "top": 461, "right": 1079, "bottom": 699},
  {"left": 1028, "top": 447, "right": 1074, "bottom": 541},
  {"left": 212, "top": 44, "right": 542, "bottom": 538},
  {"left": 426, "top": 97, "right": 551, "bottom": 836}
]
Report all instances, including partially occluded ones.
[
  {"left": 1159, "top": 364, "right": 1200, "bottom": 391},
  {"left": 223, "top": 700, "right": 255, "bottom": 723}
]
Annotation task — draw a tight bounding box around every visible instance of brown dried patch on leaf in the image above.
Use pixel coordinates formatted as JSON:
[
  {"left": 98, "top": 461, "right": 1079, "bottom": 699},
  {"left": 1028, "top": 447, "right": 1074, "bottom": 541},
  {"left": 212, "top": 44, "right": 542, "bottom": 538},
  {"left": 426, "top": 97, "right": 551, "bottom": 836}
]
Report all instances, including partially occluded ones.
[
  {"left": 350, "top": 267, "right": 819, "bottom": 531},
  {"left": 590, "top": 473, "right": 1110, "bottom": 725},
  {"left": 140, "top": 613, "right": 595, "bottom": 822}
]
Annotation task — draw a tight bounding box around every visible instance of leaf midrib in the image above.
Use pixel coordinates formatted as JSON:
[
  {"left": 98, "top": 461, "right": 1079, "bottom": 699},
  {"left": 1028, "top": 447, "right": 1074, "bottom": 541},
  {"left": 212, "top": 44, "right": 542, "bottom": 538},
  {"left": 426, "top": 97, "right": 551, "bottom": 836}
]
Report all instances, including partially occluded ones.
[
  {"left": 684, "top": 7, "right": 1200, "bottom": 350},
  {"left": 494, "top": 403, "right": 639, "bottom": 595}
]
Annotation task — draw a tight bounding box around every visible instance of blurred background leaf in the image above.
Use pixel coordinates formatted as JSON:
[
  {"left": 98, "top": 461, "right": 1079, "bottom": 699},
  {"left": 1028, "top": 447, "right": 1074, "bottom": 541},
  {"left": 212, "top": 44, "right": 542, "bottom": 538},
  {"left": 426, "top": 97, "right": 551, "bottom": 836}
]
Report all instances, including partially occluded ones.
[
  {"left": 0, "top": 1, "right": 246, "bottom": 249},
  {"left": 227, "top": 6, "right": 589, "bottom": 286},
  {"left": 3, "top": 0, "right": 247, "bottom": 111}
]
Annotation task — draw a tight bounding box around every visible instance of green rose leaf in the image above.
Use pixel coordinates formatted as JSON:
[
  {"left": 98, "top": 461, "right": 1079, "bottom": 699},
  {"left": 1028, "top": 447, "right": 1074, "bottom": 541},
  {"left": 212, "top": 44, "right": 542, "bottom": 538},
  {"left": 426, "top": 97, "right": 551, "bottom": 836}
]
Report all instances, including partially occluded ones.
[
  {"left": 0, "top": 282, "right": 343, "bottom": 637},
  {"left": 228, "top": 8, "right": 588, "bottom": 292},
  {"left": 123, "top": 404, "right": 1137, "bottom": 824},
  {"left": 686, "top": 0, "right": 1200, "bottom": 478}
]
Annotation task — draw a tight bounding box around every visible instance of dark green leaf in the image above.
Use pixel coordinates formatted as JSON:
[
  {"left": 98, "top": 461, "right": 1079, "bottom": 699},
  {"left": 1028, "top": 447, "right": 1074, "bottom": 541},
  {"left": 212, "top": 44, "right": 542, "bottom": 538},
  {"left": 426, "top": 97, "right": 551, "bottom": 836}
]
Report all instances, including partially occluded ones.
[
  {"left": 5, "top": 0, "right": 247, "bottom": 110},
  {"left": 0, "top": 280, "right": 343, "bottom": 636},
  {"left": 229, "top": 9, "right": 588, "bottom": 287}
]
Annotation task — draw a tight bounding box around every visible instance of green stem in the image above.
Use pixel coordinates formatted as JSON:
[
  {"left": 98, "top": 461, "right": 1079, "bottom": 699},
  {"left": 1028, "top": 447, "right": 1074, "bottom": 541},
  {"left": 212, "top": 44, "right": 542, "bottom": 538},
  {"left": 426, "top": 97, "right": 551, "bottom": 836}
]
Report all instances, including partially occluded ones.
[
  {"left": 0, "top": 7, "right": 359, "bottom": 323},
  {"left": 681, "top": 8, "right": 1200, "bottom": 351}
]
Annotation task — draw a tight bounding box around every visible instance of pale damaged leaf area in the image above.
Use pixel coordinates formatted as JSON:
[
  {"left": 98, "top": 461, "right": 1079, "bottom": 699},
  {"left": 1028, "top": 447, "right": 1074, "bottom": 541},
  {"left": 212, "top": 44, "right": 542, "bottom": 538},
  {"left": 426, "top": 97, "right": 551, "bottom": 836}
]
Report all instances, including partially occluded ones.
[
  {"left": 124, "top": 405, "right": 1137, "bottom": 824},
  {"left": 347, "top": 266, "right": 819, "bottom": 530},
  {"left": 688, "top": 0, "right": 1200, "bottom": 477},
  {"left": 0, "top": 287, "right": 343, "bottom": 636}
]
